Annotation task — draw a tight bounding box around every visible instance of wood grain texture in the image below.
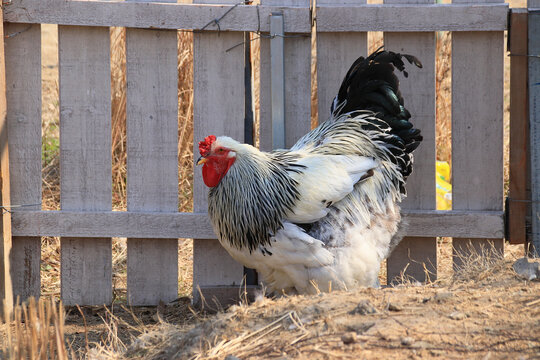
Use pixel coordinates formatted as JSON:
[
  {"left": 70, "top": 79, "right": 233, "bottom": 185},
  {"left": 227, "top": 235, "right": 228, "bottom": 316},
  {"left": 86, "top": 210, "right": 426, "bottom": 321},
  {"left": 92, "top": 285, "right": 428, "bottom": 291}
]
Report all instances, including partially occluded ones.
[
  {"left": 384, "top": 0, "right": 437, "bottom": 284},
  {"left": 193, "top": 239, "right": 247, "bottom": 307},
  {"left": 126, "top": 19, "right": 179, "bottom": 305},
  {"left": 316, "top": 0, "right": 367, "bottom": 121},
  {"left": 192, "top": 0, "right": 245, "bottom": 305},
  {"left": 58, "top": 25, "right": 112, "bottom": 305},
  {"left": 508, "top": 9, "right": 529, "bottom": 245},
  {"left": 529, "top": 8, "right": 540, "bottom": 255},
  {"left": 259, "top": 0, "right": 311, "bottom": 151},
  {"left": 11, "top": 210, "right": 505, "bottom": 239},
  {"left": 315, "top": 3, "right": 508, "bottom": 32},
  {"left": 3, "top": 1, "right": 509, "bottom": 32},
  {"left": 4, "top": 23, "right": 41, "bottom": 302},
  {"left": 12, "top": 212, "right": 215, "bottom": 239},
  {"left": 452, "top": 0, "right": 505, "bottom": 264},
  {"left": 0, "top": 12, "right": 13, "bottom": 312}
]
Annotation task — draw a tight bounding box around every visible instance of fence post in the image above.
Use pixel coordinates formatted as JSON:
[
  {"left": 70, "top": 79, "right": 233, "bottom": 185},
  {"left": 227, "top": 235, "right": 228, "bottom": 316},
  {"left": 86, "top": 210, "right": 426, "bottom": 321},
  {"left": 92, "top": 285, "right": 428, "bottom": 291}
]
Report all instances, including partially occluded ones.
[
  {"left": 452, "top": 0, "right": 505, "bottom": 267},
  {"left": 384, "top": 0, "right": 438, "bottom": 284},
  {"left": 529, "top": 1, "right": 540, "bottom": 257},
  {"left": 508, "top": 9, "right": 530, "bottom": 246},
  {"left": 193, "top": 0, "right": 247, "bottom": 307},
  {"left": 4, "top": 23, "right": 42, "bottom": 303},
  {"left": 58, "top": 25, "right": 113, "bottom": 306},
  {"left": 0, "top": 7, "right": 14, "bottom": 313},
  {"left": 125, "top": 0, "right": 180, "bottom": 306}
]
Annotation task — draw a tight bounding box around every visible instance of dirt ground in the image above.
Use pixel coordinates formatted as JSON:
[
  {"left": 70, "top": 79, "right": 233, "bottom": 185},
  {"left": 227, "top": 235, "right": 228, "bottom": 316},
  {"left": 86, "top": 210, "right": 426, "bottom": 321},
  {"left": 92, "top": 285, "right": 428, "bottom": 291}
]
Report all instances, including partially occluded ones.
[
  {"left": 54, "top": 243, "right": 539, "bottom": 360},
  {"left": 65, "top": 250, "right": 537, "bottom": 360}
]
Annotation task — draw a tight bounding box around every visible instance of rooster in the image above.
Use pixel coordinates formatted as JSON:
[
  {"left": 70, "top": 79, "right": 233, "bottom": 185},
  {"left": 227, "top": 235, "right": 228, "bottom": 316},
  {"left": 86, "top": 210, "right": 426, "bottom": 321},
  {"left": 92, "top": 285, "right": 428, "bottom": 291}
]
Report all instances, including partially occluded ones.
[{"left": 197, "top": 49, "right": 423, "bottom": 295}]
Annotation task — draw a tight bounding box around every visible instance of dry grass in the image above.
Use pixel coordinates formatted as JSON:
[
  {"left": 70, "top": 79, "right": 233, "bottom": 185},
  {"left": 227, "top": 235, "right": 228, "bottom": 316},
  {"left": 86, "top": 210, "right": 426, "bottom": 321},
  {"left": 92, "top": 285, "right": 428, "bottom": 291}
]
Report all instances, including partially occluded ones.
[
  {"left": 110, "top": 27, "right": 127, "bottom": 210},
  {"left": 1, "top": 298, "right": 69, "bottom": 360},
  {"left": 452, "top": 241, "right": 506, "bottom": 284}
]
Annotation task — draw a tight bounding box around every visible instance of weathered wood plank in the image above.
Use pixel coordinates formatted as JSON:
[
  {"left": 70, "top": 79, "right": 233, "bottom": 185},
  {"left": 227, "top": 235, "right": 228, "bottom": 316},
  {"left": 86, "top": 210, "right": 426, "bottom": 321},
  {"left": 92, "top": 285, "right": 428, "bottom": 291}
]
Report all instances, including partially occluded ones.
[
  {"left": 58, "top": 25, "right": 112, "bottom": 305},
  {"left": 3, "top": 1, "right": 509, "bottom": 32},
  {"left": 316, "top": 3, "right": 508, "bottom": 32},
  {"left": 385, "top": 0, "right": 437, "bottom": 284},
  {"left": 452, "top": 0, "right": 504, "bottom": 265},
  {"left": 508, "top": 9, "right": 529, "bottom": 245},
  {"left": 4, "top": 23, "right": 41, "bottom": 302},
  {"left": 11, "top": 210, "right": 505, "bottom": 240},
  {"left": 529, "top": 6, "right": 540, "bottom": 256},
  {"left": 0, "top": 12, "right": 14, "bottom": 313},
  {"left": 126, "top": 14, "right": 179, "bottom": 305},
  {"left": 193, "top": 239, "right": 247, "bottom": 301},
  {"left": 192, "top": 0, "right": 245, "bottom": 306},
  {"left": 316, "top": 0, "right": 367, "bottom": 121},
  {"left": 259, "top": 0, "right": 311, "bottom": 151}
]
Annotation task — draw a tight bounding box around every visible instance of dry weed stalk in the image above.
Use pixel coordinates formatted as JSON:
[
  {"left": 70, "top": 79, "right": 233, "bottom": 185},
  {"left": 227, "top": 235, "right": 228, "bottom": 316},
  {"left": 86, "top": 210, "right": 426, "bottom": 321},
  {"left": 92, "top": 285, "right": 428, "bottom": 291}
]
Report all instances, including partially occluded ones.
[
  {"left": 435, "top": 31, "right": 452, "bottom": 166},
  {"left": 177, "top": 30, "right": 195, "bottom": 213},
  {"left": 110, "top": 27, "right": 128, "bottom": 210},
  {"left": 452, "top": 240, "right": 506, "bottom": 283},
  {"left": 86, "top": 307, "right": 129, "bottom": 359},
  {"left": 1, "top": 297, "right": 70, "bottom": 360}
]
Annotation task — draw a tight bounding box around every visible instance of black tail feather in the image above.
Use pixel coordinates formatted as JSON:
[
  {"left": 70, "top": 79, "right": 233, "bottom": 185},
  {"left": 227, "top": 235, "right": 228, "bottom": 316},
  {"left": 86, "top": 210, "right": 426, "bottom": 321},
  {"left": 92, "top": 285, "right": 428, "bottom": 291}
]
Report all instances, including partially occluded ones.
[{"left": 331, "top": 48, "right": 423, "bottom": 186}]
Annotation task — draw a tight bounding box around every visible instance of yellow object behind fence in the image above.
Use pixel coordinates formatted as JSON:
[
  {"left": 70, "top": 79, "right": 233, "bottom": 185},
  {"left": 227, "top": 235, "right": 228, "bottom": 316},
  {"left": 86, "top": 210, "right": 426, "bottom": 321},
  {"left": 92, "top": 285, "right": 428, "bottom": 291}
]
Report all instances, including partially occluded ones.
[{"left": 436, "top": 161, "right": 452, "bottom": 210}]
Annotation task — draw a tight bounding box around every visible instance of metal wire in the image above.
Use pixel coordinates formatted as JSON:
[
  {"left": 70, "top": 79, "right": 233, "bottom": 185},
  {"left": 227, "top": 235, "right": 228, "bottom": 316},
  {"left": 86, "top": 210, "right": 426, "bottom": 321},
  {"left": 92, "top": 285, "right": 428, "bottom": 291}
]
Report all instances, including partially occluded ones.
[
  {"left": 5, "top": 24, "right": 32, "bottom": 39},
  {"left": 200, "top": 1, "right": 252, "bottom": 33},
  {"left": 0, "top": 203, "right": 42, "bottom": 214}
]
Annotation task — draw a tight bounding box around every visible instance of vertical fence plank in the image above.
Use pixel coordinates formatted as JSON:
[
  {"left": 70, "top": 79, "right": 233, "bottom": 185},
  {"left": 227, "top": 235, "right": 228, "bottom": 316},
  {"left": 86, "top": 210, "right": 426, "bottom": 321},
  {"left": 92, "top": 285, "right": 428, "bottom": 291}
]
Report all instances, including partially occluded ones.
[
  {"left": 260, "top": 0, "right": 311, "bottom": 151},
  {"left": 193, "top": 0, "right": 245, "bottom": 306},
  {"left": 384, "top": 0, "right": 437, "bottom": 284},
  {"left": 4, "top": 23, "right": 41, "bottom": 301},
  {"left": 316, "top": 0, "right": 367, "bottom": 122},
  {"left": 0, "top": 14, "right": 13, "bottom": 312},
  {"left": 452, "top": 0, "right": 505, "bottom": 266},
  {"left": 529, "top": 1, "right": 540, "bottom": 256},
  {"left": 508, "top": 9, "right": 529, "bottom": 245},
  {"left": 125, "top": 23, "right": 179, "bottom": 305},
  {"left": 58, "top": 26, "right": 112, "bottom": 305}
]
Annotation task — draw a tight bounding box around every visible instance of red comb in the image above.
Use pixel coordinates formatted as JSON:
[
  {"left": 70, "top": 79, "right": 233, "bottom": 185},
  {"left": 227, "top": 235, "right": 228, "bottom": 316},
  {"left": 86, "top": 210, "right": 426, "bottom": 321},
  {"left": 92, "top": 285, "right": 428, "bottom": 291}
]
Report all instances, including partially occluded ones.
[{"left": 198, "top": 135, "right": 216, "bottom": 156}]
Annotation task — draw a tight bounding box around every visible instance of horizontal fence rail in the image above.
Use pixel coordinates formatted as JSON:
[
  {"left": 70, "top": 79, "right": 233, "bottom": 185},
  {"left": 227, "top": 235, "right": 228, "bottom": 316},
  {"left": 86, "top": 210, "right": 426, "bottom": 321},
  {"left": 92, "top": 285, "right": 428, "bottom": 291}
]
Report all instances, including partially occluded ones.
[
  {"left": 3, "top": 1, "right": 509, "bottom": 32},
  {"left": 10, "top": 210, "right": 505, "bottom": 240}
]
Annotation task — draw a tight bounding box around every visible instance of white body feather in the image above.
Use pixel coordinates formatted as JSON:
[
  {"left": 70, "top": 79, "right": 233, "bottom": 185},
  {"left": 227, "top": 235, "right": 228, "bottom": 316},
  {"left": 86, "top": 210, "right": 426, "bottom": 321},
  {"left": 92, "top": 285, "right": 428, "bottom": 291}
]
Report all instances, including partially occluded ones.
[{"left": 218, "top": 201, "right": 401, "bottom": 294}]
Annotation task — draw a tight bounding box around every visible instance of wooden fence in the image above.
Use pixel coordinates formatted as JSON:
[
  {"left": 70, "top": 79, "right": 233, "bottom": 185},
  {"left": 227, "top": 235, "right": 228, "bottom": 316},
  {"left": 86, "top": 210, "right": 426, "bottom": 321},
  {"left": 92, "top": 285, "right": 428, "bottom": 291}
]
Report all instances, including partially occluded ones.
[{"left": 0, "top": 0, "right": 511, "bottom": 307}]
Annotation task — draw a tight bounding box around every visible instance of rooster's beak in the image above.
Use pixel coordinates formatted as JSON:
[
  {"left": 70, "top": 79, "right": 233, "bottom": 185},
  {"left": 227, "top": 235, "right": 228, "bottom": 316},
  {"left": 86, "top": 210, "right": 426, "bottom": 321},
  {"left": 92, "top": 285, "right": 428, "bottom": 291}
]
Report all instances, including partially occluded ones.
[{"left": 197, "top": 156, "right": 207, "bottom": 166}]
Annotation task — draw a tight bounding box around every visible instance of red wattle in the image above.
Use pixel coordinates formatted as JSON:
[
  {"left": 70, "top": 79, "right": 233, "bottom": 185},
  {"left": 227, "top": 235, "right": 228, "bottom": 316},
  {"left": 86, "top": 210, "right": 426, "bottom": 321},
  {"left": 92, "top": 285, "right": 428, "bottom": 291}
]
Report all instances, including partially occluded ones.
[
  {"left": 202, "top": 163, "right": 220, "bottom": 187},
  {"left": 201, "top": 156, "right": 236, "bottom": 188}
]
